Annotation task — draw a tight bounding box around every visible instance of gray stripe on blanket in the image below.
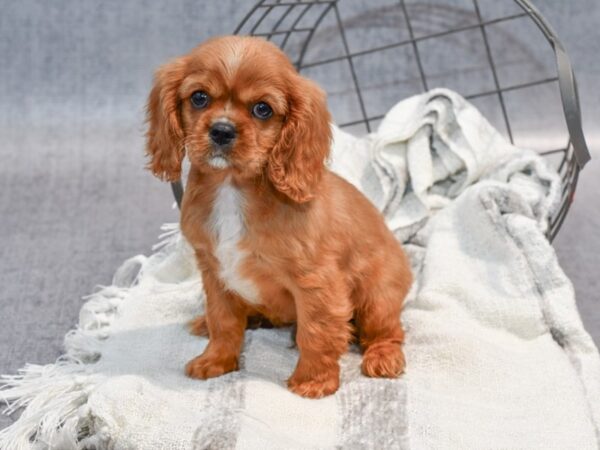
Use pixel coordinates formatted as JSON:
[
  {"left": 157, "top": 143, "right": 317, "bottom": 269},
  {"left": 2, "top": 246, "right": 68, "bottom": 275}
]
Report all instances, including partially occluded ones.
[
  {"left": 190, "top": 332, "right": 409, "bottom": 449},
  {"left": 191, "top": 333, "right": 252, "bottom": 450},
  {"left": 337, "top": 349, "right": 410, "bottom": 450}
]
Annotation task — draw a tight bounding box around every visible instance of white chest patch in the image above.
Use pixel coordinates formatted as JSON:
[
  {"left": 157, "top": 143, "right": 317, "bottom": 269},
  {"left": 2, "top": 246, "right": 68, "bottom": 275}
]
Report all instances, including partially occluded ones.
[{"left": 209, "top": 180, "right": 260, "bottom": 304}]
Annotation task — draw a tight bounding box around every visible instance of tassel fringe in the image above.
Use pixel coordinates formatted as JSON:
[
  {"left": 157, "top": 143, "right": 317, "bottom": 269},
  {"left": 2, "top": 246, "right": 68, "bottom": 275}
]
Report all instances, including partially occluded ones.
[{"left": 0, "top": 224, "right": 181, "bottom": 450}]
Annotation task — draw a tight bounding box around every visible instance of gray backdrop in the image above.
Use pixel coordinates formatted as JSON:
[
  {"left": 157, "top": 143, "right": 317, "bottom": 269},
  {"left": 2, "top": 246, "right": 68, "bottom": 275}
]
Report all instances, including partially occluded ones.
[{"left": 1, "top": 0, "right": 599, "bottom": 430}]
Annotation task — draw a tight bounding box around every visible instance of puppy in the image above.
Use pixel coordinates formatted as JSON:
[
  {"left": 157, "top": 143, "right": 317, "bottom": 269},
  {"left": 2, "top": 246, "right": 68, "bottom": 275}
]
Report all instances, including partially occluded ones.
[{"left": 146, "top": 36, "right": 412, "bottom": 398}]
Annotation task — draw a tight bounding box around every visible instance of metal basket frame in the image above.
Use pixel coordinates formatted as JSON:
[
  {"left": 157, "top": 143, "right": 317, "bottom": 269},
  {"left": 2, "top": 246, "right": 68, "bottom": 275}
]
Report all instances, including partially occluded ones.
[{"left": 172, "top": 0, "right": 590, "bottom": 241}]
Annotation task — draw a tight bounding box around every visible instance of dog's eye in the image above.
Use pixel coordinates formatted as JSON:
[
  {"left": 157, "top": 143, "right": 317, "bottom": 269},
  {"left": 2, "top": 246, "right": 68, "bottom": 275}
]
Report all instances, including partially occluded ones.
[
  {"left": 190, "top": 91, "right": 209, "bottom": 109},
  {"left": 252, "top": 102, "right": 273, "bottom": 120}
]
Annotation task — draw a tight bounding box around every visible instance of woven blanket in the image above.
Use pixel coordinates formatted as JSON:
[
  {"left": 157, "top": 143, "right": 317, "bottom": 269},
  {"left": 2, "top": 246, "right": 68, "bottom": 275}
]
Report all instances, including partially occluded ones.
[{"left": 2, "top": 89, "right": 599, "bottom": 450}]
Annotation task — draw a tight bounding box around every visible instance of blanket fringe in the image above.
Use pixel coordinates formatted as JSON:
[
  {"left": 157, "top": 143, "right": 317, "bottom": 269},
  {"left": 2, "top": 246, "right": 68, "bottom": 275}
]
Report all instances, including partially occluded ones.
[
  {"left": 0, "top": 224, "right": 181, "bottom": 450},
  {"left": 0, "top": 285, "right": 126, "bottom": 449}
]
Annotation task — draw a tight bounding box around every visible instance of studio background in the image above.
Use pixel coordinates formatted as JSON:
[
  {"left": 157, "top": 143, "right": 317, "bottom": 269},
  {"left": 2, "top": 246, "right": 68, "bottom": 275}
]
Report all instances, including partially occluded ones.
[{"left": 1, "top": 0, "right": 599, "bottom": 429}]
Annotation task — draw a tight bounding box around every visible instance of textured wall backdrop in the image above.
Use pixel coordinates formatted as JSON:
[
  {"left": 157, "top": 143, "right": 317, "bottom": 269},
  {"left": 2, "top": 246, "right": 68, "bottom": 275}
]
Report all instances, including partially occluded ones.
[{"left": 1, "top": 0, "right": 599, "bottom": 431}]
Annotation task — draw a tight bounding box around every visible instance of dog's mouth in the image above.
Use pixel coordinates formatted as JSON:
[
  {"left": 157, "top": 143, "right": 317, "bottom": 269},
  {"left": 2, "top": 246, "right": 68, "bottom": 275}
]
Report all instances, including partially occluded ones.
[{"left": 207, "top": 153, "right": 230, "bottom": 169}]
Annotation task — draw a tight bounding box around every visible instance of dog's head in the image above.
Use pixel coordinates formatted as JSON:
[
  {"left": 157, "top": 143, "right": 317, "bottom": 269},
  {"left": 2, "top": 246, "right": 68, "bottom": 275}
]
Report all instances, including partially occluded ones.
[{"left": 146, "top": 36, "right": 332, "bottom": 203}]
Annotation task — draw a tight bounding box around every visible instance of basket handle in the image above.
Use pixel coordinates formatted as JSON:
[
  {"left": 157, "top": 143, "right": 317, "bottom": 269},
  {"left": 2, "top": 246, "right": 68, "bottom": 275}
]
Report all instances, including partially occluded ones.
[{"left": 516, "top": 0, "right": 591, "bottom": 169}]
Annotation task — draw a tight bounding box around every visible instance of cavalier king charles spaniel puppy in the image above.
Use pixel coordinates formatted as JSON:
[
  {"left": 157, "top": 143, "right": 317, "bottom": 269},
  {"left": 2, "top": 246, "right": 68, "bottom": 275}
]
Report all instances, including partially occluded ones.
[{"left": 145, "top": 36, "right": 412, "bottom": 398}]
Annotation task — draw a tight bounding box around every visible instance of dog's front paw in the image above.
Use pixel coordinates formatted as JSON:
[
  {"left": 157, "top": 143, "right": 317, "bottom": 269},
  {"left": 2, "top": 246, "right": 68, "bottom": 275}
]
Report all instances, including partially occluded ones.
[
  {"left": 185, "top": 354, "right": 238, "bottom": 379},
  {"left": 361, "top": 341, "right": 405, "bottom": 378},
  {"left": 287, "top": 369, "right": 340, "bottom": 398}
]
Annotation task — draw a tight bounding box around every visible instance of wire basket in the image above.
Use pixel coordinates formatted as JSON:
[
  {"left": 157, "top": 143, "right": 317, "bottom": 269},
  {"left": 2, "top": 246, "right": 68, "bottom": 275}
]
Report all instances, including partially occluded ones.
[{"left": 172, "top": 0, "right": 591, "bottom": 241}]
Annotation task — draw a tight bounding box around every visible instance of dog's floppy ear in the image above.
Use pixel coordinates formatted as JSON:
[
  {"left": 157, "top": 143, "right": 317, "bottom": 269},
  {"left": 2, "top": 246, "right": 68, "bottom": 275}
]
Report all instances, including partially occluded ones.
[
  {"left": 268, "top": 75, "right": 332, "bottom": 203},
  {"left": 145, "top": 57, "right": 188, "bottom": 182}
]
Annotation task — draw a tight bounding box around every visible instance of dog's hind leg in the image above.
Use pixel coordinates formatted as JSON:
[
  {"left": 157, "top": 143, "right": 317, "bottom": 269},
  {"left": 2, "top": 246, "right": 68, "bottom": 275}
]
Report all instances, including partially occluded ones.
[
  {"left": 188, "top": 315, "right": 209, "bottom": 337},
  {"left": 188, "top": 312, "right": 276, "bottom": 338},
  {"left": 355, "top": 264, "right": 411, "bottom": 378}
]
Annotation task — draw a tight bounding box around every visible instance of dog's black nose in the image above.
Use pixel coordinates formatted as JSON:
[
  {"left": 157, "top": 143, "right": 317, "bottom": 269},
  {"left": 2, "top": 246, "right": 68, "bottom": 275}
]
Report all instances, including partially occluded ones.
[{"left": 209, "top": 122, "right": 236, "bottom": 147}]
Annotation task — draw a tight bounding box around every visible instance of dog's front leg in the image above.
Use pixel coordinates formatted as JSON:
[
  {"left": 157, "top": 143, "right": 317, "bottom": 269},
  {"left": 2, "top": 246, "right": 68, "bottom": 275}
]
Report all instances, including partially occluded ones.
[
  {"left": 287, "top": 273, "right": 353, "bottom": 398},
  {"left": 185, "top": 267, "right": 248, "bottom": 380}
]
